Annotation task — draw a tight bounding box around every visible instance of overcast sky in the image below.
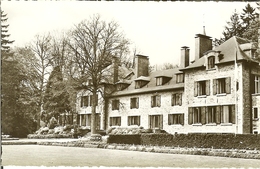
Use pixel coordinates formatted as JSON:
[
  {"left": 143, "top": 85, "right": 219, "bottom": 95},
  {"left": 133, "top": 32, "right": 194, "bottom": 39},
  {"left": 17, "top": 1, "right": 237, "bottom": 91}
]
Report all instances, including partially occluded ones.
[{"left": 1, "top": 1, "right": 258, "bottom": 66}]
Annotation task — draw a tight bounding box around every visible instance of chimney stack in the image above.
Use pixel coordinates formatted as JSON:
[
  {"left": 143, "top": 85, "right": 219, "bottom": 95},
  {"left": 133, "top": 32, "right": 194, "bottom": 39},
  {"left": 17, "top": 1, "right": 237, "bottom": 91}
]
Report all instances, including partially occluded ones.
[
  {"left": 180, "top": 46, "right": 190, "bottom": 68},
  {"left": 112, "top": 56, "right": 119, "bottom": 84},
  {"left": 194, "top": 33, "right": 212, "bottom": 61},
  {"left": 135, "top": 54, "right": 149, "bottom": 78}
]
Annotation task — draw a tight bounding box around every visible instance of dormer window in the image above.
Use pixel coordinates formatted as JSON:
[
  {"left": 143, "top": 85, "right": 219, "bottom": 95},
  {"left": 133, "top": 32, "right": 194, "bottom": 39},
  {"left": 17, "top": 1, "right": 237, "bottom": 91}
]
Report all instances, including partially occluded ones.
[
  {"left": 155, "top": 76, "right": 171, "bottom": 86},
  {"left": 135, "top": 80, "right": 147, "bottom": 89},
  {"left": 208, "top": 56, "right": 215, "bottom": 69},
  {"left": 134, "top": 76, "right": 150, "bottom": 89},
  {"left": 176, "top": 73, "right": 184, "bottom": 83}
]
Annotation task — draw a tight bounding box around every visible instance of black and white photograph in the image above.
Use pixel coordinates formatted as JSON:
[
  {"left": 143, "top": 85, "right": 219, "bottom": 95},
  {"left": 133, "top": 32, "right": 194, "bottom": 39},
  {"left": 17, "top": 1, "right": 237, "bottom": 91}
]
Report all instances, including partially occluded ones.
[{"left": 1, "top": 0, "right": 260, "bottom": 168}]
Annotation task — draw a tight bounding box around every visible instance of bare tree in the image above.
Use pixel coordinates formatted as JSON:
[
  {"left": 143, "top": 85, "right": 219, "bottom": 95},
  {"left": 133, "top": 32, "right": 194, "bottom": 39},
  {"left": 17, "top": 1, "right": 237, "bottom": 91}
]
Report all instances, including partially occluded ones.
[
  {"left": 68, "top": 14, "right": 130, "bottom": 134},
  {"left": 29, "top": 33, "right": 52, "bottom": 129}
]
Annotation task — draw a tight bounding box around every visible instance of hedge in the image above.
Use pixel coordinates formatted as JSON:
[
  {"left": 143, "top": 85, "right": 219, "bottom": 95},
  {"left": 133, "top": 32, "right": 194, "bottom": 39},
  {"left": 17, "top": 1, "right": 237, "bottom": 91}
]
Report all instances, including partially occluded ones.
[
  {"left": 108, "top": 133, "right": 260, "bottom": 150},
  {"left": 107, "top": 134, "right": 141, "bottom": 145}
]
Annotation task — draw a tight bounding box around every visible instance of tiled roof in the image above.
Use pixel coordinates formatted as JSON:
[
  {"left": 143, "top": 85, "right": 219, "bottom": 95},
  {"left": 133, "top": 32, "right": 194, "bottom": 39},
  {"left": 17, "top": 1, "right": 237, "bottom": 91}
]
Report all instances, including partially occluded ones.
[
  {"left": 181, "top": 36, "right": 258, "bottom": 71},
  {"left": 111, "top": 68, "right": 184, "bottom": 97}
]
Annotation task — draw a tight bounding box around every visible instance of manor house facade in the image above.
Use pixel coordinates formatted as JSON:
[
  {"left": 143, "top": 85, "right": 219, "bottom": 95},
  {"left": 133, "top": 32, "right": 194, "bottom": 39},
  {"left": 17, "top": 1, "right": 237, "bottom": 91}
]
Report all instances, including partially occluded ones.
[{"left": 76, "top": 32, "right": 260, "bottom": 134}]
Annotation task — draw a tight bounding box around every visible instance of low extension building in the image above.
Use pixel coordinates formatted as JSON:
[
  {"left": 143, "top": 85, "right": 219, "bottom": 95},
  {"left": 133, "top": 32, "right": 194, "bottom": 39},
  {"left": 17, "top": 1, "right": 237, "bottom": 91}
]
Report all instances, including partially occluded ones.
[{"left": 76, "top": 31, "right": 260, "bottom": 134}]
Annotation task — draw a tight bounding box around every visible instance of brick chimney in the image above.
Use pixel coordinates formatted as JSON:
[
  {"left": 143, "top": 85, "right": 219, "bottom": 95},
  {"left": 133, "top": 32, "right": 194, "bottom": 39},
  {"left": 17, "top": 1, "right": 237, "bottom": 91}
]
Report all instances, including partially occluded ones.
[
  {"left": 180, "top": 46, "right": 190, "bottom": 68},
  {"left": 194, "top": 29, "right": 212, "bottom": 61},
  {"left": 135, "top": 54, "right": 149, "bottom": 78},
  {"left": 112, "top": 56, "right": 119, "bottom": 84}
]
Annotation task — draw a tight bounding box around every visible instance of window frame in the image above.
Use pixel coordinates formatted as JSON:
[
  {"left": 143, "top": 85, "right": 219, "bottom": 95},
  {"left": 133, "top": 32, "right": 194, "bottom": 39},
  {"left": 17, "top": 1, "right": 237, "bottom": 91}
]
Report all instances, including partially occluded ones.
[
  {"left": 109, "top": 116, "right": 121, "bottom": 126},
  {"left": 207, "top": 56, "right": 215, "bottom": 69},
  {"left": 112, "top": 99, "right": 120, "bottom": 110},
  {"left": 130, "top": 97, "right": 139, "bottom": 109},
  {"left": 151, "top": 95, "right": 161, "bottom": 108},
  {"left": 171, "top": 93, "right": 182, "bottom": 106},
  {"left": 168, "top": 113, "right": 184, "bottom": 125},
  {"left": 128, "top": 116, "right": 141, "bottom": 126}
]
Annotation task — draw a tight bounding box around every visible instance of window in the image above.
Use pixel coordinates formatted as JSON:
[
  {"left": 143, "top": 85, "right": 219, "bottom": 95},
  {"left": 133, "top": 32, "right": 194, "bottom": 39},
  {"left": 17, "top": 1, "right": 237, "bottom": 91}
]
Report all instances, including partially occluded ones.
[
  {"left": 151, "top": 95, "right": 161, "bottom": 107},
  {"left": 130, "top": 97, "right": 139, "bottom": 109},
  {"left": 79, "top": 114, "right": 100, "bottom": 129},
  {"left": 156, "top": 77, "right": 163, "bottom": 86},
  {"left": 172, "top": 93, "right": 182, "bottom": 106},
  {"left": 188, "top": 107, "right": 203, "bottom": 124},
  {"left": 176, "top": 74, "right": 184, "bottom": 83},
  {"left": 112, "top": 99, "right": 119, "bottom": 110},
  {"left": 128, "top": 116, "right": 140, "bottom": 126},
  {"left": 208, "top": 56, "right": 215, "bottom": 69},
  {"left": 213, "top": 77, "right": 231, "bottom": 95},
  {"left": 149, "top": 115, "right": 163, "bottom": 129},
  {"left": 194, "top": 80, "right": 210, "bottom": 96},
  {"left": 253, "top": 107, "right": 258, "bottom": 119},
  {"left": 135, "top": 81, "right": 148, "bottom": 89},
  {"left": 207, "top": 106, "right": 217, "bottom": 123},
  {"left": 110, "top": 116, "right": 121, "bottom": 126},
  {"left": 253, "top": 75, "right": 260, "bottom": 94},
  {"left": 156, "top": 77, "right": 171, "bottom": 86},
  {"left": 221, "top": 105, "right": 235, "bottom": 124},
  {"left": 168, "top": 114, "right": 184, "bottom": 125},
  {"left": 80, "top": 96, "right": 89, "bottom": 107}
]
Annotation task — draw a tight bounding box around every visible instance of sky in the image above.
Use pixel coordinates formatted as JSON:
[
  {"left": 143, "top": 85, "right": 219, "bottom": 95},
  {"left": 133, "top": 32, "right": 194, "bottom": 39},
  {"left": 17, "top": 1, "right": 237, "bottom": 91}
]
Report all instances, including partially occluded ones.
[{"left": 1, "top": 1, "right": 258, "bottom": 67}]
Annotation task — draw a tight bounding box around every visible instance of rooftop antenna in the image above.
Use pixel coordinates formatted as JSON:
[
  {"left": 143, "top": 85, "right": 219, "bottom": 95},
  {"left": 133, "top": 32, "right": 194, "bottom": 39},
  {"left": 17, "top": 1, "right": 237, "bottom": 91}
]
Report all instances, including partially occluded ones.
[{"left": 203, "top": 13, "right": 206, "bottom": 35}]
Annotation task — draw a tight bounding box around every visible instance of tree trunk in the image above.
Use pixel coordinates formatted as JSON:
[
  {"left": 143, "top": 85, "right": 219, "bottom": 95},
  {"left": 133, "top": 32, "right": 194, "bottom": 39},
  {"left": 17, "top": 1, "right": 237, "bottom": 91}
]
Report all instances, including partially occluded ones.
[{"left": 91, "top": 90, "right": 97, "bottom": 135}]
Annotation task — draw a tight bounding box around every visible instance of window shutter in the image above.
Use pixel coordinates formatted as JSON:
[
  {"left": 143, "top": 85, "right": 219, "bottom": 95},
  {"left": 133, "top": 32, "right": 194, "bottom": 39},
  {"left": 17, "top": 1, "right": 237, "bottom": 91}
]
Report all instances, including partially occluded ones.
[
  {"left": 201, "top": 107, "right": 206, "bottom": 124},
  {"left": 194, "top": 81, "right": 198, "bottom": 96},
  {"left": 109, "top": 117, "right": 112, "bottom": 126},
  {"left": 231, "top": 105, "right": 236, "bottom": 124},
  {"left": 226, "top": 77, "right": 231, "bottom": 94},
  {"left": 117, "top": 100, "right": 119, "bottom": 110},
  {"left": 138, "top": 116, "right": 140, "bottom": 126},
  {"left": 81, "top": 97, "right": 84, "bottom": 107},
  {"left": 136, "top": 98, "right": 139, "bottom": 109},
  {"left": 160, "top": 115, "right": 163, "bottom": 129},
  {"left": 172, "top": 94, "right": 175, "bottom": 106},
  {"left": 180, "top": 114, "right": 184, "bottom": 125},
  {"left": 251, "top": 74, "right": 255, "bottom": 93},
  {"left": 151, "top": 96, "right": 154, "bottom": 108},
  {"left": 188, "top": 107, "right": 193, "bottom": 125},
  {"left": 179, "top": 93, "right": 182, "bottom": 106},
  {"left": 128, "top": 116, "right": 130, "bottom": 126},
  {"left": 130, "top": 98, "right": 133, "bottom": 109},
  {"left": 213, "top": 79, "right": 217, "bottom": 95},
  {"left": 216, "top": 106, "right": 221, "bottom": 124},
  {"left": 168, "top": 114, "right": 171, "bottom": 125},
  {"left": 206, "top": 80, "right": 210, "bottom": 95},
  {"left": 149, "top": 115, "right": 152, "bottom": 128},
  {"left": 157, "top": 95, "right": 161, "bottom": 107}
]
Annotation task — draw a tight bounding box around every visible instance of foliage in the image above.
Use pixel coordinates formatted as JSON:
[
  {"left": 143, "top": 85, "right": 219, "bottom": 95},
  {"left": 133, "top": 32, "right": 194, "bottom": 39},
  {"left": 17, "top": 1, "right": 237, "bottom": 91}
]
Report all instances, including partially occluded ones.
[
  {"left": 68, "top": 14, "right": 130, "bottom": 134},
  {"left": 1, "top": 10, "right": 14, "bottom": 52},
  {"left": 213, "top": 3, "right": 259, "bottom": 47}
]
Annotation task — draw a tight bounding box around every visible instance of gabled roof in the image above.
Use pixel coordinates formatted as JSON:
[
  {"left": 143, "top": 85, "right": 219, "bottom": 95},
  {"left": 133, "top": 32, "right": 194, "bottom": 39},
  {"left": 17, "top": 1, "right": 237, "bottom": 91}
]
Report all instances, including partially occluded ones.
[
  {"left": 111, "top": 68, "right": 184, "bottom": 97},
  {"left": 181, "top": 36, "right": 258, "bottom": 71}
]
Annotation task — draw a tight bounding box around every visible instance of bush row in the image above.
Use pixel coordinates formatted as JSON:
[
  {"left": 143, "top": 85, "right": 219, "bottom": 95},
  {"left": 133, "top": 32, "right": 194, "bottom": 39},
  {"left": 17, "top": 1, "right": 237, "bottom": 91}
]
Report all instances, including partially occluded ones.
[{"left": 108, "top": 133, "right": 260, "bottom": 150}]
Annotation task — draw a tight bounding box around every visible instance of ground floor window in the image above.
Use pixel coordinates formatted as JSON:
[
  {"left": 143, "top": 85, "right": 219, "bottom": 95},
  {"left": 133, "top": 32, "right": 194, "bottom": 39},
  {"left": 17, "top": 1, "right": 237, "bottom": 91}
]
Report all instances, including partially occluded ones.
[
  {"left": 110, "top": 116, "right": 121, "bottom": 126},
  {"left": 253, "top": 107, "right": 258, "bottom": 119},
  {"left": 168, "top": 114, "right": 184, "bottom": 125},
  {"left": 128, "top": 116, "right": 140, "bottom": 126},
  {"left": 78, "top": 113, "right": 100, "bottom": 130},
  {"left": 189, "top": 105, "right": 235, "bottom": 125},
  {"left": 149, "top": 115, "right": 163, "bottom": 129}
]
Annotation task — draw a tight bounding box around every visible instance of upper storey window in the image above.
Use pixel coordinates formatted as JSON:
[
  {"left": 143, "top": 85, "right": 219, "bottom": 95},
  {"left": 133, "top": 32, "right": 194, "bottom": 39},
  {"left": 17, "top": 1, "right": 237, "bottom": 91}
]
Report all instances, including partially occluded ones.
[
  {"left": 156, "top": 76, "right": 171, "bottom": 86},
  {"left": 176, "top": 73, "right": 184, "bottom": 83},
  {"left": 207, "top": 56, "right": 215, "bottom": 69}
]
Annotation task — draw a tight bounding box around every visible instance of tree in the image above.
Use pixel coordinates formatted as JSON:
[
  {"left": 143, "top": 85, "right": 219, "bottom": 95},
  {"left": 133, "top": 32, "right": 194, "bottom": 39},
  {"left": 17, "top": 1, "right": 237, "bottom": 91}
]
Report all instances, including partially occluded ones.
[
  {"left": 240, "top": 3, "right": 258, "bottom": 32},
  {"left": 213, "top": 3, "right": 259, "bottom": 47},
  {"left": 1, "top": 10, "right": 14, "bottom": 53},
  {"left": 28, "top": 33, "right": 52, "bottom": 129},
  {"left": 43, "top": 66, "right": 71, "bottom": 126},
  {"left": 68, "top": 14, "right": 130, "bottom": 134}
]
